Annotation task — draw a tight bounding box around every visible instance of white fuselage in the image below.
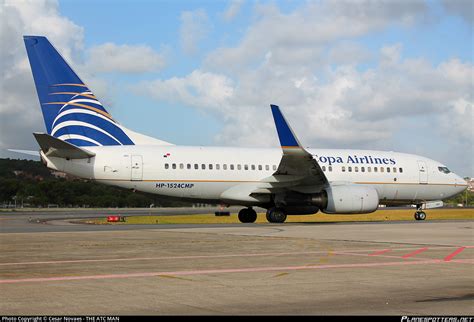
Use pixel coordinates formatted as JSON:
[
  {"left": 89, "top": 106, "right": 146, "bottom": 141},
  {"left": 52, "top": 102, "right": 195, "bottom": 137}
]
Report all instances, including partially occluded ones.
[{"left": 41, "top": 145, "right": 467, "bottom": 206}]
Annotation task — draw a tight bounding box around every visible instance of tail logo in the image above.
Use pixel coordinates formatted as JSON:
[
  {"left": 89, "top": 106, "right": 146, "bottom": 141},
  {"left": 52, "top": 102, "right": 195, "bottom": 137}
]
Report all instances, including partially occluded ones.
[{"left": 43, "top": 84, "right": 134, "bottom": 147}]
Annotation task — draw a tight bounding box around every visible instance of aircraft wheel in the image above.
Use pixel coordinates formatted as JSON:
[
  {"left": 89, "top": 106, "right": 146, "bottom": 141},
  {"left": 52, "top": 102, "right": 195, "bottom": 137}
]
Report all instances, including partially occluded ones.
[
  {"left": 267, "top": 208, "right": 287, "bottom": 223},
  {"left": 266, "top": 209, "right": 272, "bottom": 222},
  {"left": 238, "top": 208, "right": 257, "bottom": 223},
  {"left": 418, "top": 211, "right": 426, "bottom": 221},
  {"left": 414, "top": 212, "right": 420, "bottom": 220}
]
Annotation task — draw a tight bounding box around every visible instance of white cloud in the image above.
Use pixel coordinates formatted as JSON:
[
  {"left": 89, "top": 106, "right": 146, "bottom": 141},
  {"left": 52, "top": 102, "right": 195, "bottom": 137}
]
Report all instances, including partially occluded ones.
[
  {"left": 86, "top": 43, "right": 166, "bottom": 74},
  {"left": 180, "top": 9, "right": 210, "bottom": 55},
  {"left": 205, "top": 0, "right": 427, "bottom": 72},
  {"left": 134, "top": 70, "right": 234, "bottom": 111}
]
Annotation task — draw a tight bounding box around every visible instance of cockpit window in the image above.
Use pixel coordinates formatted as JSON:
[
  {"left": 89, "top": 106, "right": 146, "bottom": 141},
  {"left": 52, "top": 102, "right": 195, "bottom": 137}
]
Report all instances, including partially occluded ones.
[{"left": 438, "top": 166, "right": 451, "bottom": 174}]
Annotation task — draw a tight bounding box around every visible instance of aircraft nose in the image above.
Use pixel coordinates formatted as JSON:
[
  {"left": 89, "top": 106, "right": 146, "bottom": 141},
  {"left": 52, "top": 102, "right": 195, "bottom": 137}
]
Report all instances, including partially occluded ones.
[{"left": 454, "top": 174, "right": 468, "bottom": 193}]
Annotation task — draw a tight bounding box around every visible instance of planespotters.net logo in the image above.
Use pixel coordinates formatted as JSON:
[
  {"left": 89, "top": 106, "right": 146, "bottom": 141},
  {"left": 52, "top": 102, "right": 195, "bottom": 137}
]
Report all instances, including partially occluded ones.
[{"left": 402, "top": 317, "right": 473, "bottom": 322}]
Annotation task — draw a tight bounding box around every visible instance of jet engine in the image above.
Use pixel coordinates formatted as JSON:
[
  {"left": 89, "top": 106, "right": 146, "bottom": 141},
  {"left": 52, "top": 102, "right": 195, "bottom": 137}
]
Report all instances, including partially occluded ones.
[
  {"left": 322, "top": 185, "right": 379, "bottom": 214},
  {"left": 276, "top": 185, "right": 379, "bottom": 214}
]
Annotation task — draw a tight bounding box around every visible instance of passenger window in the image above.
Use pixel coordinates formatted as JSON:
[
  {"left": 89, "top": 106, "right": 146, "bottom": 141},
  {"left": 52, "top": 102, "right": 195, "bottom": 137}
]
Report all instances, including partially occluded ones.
[
  {"left": 172, "top": 163, "right": 176, "bottom": 169},
  {"left": 258, "top": 165, "right": 262, "bottom": 171},
  {"left": 237, "top": 164, "right": 242, "bottom": 170},
  {"left": 374, "top": 167, "right": 378, "bottom": 172},
  {"left": 348, "top": 166, "right": 352, "bottom": 172},
  {"left": 194, "top": 164, "right": 198, "bottom": 170},
  {"left": 265, "top": 165, "right": 270, "bottom": 171},
  {"left": 380, "top": 167, "right": 384, "bottom": 173},
  {"left": 368, "top": 167, "right": 371, "bottom": 172},
  {"left": 328, "top": 166, "right": 332, "bottom": 172},
  {"left": 251, "top": 165, "right": 256, "bottom": 170},
  {"left": 273, "top": 165, "right": 277, "bottom": 171},
  {"left": 399, "top": 168, "right": 403, "bottom": 173},
  {"left": 244, "top": 164, "right": 248, "bottom": 170},
  {"left": 187, "top": 164, "right": 191, "bottom": 169},
  {"left": 216, "top": 164, "right": 220, "bottom": 170},
  {"left": 393, "top": 167, "right": 397, "bottom": 173},
  {"left": 202, "top": 164, "right": 206, "bottom": 170},
  {"left": 230, "top": 164, "right": 234, "bottom": 170},
  {"left": 342, "top": 166, "right": 346, "bottom": 172},
  {"left": 361, "top": 167, "right": 365, "bottom": 172},
  {"left": 355, "top": 166, "right": 358, "bottom": 172},
  {"left": 179, "top": 163, "right": 184, "bottom": 169},
  {"left": 209, "top": 164, "right": 213, "bottom": 170},
  {"left": 223, "top": 164, "right": 227, "bottom": 170},
  {"left": 322, "top": 166, "right": 326, "bottom": 172},
  {"left": 165, "top": 163, "right": 169, "bottom": 169},
  {"left": 387, "top": 167, "right": 390, "bottom": 173}
]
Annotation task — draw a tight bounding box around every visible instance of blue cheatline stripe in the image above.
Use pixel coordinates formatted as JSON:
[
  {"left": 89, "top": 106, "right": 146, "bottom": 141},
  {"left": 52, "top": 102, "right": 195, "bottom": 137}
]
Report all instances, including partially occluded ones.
[
  {"left": 64, "top": 138, "right": 98, "bottom": 147},
  {"left": 270, "top": 105, "right": 299, "bottom": 147},
  {"left": 54, "top": 125, "right": 121, "bottom": 146},
  {"left": 53, "top": 113, "right": 134, "bottom": 145}
]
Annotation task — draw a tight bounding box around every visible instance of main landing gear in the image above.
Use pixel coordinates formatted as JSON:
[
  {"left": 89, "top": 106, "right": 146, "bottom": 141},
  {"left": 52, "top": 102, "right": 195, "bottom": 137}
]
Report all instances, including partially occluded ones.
[
  {"left": 266, "top": 207, "right": 287, "bottom": 223},
  {"left": 238, "top": 207, "right": 257, "bottom": 223},
  {"left": 237, "top": 207, "right": 288, "bottom": 223},
  {"left": 414, "top": 204, "right": 426, "bottom": 221}
]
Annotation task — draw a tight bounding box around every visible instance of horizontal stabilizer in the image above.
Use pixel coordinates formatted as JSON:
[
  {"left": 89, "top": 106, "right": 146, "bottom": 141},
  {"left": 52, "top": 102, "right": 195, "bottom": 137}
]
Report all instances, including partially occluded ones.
[{"left": 33, "top": 133, "right": 96, "bottom": 159}]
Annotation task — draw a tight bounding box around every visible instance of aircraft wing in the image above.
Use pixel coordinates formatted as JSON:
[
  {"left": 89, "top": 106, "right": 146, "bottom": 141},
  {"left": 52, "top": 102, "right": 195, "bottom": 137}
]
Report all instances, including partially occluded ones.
[{"left": 262, "top": 105, "right": 329, "bottom": 192}]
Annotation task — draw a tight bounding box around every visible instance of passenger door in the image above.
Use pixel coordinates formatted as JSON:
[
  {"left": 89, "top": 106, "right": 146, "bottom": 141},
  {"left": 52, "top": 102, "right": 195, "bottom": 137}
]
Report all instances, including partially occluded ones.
[{"left": 417, "top": 160, "right": 428, "bottom": 184}]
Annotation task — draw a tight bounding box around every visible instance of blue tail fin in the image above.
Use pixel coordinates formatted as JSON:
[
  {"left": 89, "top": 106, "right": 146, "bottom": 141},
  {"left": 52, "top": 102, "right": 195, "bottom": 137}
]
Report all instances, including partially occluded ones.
[{"left": 24, "top": 36, "right": 134, "bottom": 147}]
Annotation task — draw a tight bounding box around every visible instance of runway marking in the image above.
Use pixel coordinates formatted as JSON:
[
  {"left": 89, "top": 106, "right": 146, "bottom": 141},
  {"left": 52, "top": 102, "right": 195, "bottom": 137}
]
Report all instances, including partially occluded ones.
[
  {"left": 444, "top": 247, "right": 466, "bottom": 262},
  {"left": 0, "top": 246, "right": 470, "bottom": 267},
  {"left": 402, "top": 247, "right": 429, "bottom": 258},
  {"left": 333, "top": 251, "right": 415, "bottom": 261},
  {"left": 0, "top": 248, "right": 417, "bottom": 266},
  {"left": 368, "top": 249, "right": 391, "bottom": 256},
  {"left": 1, "top": 259, "right": 471, "bottom": 284}
]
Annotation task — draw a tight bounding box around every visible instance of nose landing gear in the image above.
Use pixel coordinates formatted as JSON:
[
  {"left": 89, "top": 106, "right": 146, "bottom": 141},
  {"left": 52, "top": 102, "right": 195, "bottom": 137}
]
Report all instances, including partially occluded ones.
[
  {"left": 414, "top": 211, "right": 426, "bottom": 220},
  {"left": 414, "top": 204, "right": 426, "bottom": 221}
]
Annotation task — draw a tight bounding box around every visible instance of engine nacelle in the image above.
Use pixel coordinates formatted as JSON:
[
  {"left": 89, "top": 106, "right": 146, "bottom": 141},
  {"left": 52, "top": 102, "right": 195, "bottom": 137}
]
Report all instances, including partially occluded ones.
[{"left": 322, "top": 185, "right": 379, "bottom": 214}]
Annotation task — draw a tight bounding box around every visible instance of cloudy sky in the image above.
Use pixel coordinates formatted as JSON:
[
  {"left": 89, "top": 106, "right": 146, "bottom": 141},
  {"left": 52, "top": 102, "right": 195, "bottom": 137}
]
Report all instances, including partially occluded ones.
[{"left": 0, "top": 0, "right": 472, "bottom": 176}]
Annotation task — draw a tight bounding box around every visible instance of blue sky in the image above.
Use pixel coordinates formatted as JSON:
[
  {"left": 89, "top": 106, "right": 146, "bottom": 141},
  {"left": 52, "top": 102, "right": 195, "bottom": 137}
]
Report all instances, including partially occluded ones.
[{"left": 1, "top": 0, "right": 473, "bottom": 176}]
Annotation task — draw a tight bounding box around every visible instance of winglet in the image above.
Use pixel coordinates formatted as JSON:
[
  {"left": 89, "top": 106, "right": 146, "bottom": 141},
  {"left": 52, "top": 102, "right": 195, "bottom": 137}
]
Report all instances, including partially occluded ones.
[{"left": 270, "top": 104, "right": 302, "bottom": 149}]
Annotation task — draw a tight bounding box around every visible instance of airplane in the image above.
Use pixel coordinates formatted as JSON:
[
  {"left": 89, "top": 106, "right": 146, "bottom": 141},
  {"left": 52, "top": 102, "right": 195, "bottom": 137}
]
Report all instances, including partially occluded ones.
[{"left": 14, "top": 35, "right": 468, "bottom": 223}]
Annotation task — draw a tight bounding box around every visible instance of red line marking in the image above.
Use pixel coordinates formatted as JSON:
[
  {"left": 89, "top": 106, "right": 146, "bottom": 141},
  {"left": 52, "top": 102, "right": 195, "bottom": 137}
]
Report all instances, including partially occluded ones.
[
  {"left": 0, "top": 260, "right": 444, "bottom": 284},
  {"left": 369, "top": 249, "right": 391, "bottom": 256},
  {"left": 444, "top": 247, "right": 466, "bottom": 262},
  {"left": 402, "top": 247, "right": 429, "bottom": 258}
]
